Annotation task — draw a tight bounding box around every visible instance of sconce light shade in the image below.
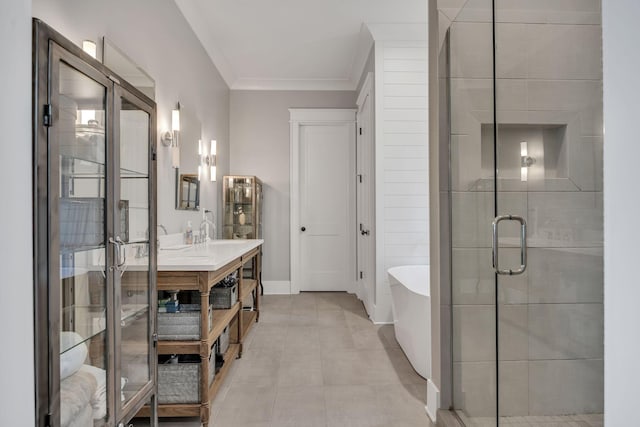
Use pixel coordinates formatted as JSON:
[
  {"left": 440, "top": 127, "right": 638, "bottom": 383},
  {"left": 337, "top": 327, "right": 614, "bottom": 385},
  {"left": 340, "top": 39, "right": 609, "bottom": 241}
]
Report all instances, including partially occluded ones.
[
  {"left": 82, "top": 40, "right": 97, "bottom": 59},
  {"left": 210, "top": 140, "right": 217, "bottom": 182},
  {"left": 172, "top": 107, "right": 180, "bottom": 132}
]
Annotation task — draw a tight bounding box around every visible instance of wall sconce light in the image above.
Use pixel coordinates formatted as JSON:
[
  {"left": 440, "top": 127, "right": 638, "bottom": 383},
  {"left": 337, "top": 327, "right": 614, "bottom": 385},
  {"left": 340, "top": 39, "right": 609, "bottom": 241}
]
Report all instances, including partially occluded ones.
[
  {"left": 520, "top": 141, "right": 536, "bottom": 182},
  {"left": 82, "top": 40, "right": 97, "bottom": 59},
  {"left": 161, "top": 103, "right": 181, "bottom": 168},
  {"left": 198, "top": 139, "right": 217, "bottom": 182},
  {"left": 210, "top": 140, "right": 217, "bottom": 182}
]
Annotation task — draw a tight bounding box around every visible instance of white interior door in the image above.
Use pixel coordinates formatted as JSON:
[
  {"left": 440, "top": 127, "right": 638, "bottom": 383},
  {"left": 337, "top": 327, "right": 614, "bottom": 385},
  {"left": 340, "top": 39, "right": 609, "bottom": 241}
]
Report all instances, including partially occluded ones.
[
  {"left": 356, "top": 85, "right": 375, "bottom": 316},
  {"left": 298, "top": 121, "right": 355, "bottom": 291}
]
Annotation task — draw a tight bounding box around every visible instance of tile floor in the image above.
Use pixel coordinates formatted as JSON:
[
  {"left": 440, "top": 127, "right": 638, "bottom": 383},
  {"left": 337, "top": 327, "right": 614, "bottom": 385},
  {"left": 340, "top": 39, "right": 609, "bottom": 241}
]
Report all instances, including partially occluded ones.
[
  {"left": 135, "top": 292, "right": 434, "bottom": 427},
  {"left": 457, "top": 412, "right": 604, "bottom": 427}
]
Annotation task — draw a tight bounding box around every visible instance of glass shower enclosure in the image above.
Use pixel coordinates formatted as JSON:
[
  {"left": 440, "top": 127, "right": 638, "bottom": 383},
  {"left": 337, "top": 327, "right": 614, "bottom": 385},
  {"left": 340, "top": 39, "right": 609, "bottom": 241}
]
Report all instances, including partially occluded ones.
[{"left": 443, "top": 1, "right": 603, "bottom": 426}]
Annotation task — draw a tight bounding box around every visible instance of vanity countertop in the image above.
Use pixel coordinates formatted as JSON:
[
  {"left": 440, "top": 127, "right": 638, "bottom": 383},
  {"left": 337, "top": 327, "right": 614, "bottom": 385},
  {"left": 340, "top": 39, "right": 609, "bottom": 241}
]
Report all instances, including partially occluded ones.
[
  {"left": 127, "top": 239, "right": 263, "bottom": 272},
  {"left": 158, "top": 239, "right": 263, "bottom": 271}
]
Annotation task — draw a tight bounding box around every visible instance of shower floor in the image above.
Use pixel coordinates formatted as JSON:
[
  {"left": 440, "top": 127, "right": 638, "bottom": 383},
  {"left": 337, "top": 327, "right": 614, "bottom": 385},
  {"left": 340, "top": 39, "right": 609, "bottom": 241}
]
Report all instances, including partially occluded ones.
[{"left": 456, "top": 411, "right": 604, "bottom": 427}]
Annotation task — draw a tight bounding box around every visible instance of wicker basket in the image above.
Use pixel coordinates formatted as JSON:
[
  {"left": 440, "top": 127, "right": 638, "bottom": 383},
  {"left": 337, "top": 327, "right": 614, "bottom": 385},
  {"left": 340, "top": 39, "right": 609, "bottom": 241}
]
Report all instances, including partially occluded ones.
[
  {"left": 158, "top": 355, "right": 200, "bottom": 404},
  {"left": 158, "top": 304, "right": 211, "bottom": 340},
  {"left": 210, "top": 284, "right": 238, "bottom": 309}
]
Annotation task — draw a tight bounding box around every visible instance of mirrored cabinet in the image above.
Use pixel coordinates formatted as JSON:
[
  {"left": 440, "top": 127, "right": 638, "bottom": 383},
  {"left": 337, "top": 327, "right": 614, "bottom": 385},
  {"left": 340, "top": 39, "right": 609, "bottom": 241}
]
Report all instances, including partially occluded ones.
[
  {"left": 33, "top": 20, "right": 157, "bottom": 427},
  {"left": 222, "top": 176, "right": 263, "bottom": 240}
]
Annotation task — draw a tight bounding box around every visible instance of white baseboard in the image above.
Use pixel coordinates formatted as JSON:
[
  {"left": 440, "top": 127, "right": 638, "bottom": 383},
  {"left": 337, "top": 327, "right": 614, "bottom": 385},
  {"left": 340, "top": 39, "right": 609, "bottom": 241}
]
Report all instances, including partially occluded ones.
[
  {"left": 426, "top": 379, "right": 440, "bottom": 423},
  {"left": 262, "top": 280, "right": 292, "bottom": 295}
]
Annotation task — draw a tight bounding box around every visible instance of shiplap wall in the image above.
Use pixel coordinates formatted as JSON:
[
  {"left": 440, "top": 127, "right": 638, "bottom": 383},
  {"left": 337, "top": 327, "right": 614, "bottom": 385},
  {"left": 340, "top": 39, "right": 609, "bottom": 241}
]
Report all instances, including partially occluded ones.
[{"left": 374, "top": 41, "right": 429, "bottom": 322}]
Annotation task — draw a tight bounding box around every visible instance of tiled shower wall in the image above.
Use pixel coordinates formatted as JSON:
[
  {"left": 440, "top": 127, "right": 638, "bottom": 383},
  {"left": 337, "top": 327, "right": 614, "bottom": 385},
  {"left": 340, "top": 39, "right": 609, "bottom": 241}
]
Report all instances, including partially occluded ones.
[{"left": 443, "top": 0, "right": 604, "bottom": 418}]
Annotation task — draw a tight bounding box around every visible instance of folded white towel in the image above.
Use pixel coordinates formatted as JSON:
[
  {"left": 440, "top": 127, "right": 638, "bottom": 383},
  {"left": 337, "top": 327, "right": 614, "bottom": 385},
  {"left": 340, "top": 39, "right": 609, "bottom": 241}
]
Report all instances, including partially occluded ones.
[
  {"left": 78, "top": 364, "right": 129, "bottom": 420},
  {"left": 60, "top": 332, "right": 88, "bottom": 380}
]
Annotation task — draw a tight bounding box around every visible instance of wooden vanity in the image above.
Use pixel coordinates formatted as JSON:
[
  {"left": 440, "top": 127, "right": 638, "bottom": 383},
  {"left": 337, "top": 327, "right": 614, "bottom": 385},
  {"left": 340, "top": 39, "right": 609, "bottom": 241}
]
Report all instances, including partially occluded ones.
[{"left": 137, "top": 239, "right": 262, "bottom": 426}]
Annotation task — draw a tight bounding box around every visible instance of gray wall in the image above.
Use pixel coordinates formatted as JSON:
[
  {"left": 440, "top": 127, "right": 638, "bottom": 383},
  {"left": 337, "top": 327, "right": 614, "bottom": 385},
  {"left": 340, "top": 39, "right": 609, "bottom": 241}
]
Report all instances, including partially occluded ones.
[
  {"left": 32, "top": 0, "right": 231, "bottom": 236},
  {"left": 230, "top": 90, "right": 356, "bottom": 284},
  {"left": 603, "top": 1, "right": 640, "bottom": 425},
  {"left": 0, "top": 0, "right": 33, "bottom": 424}
]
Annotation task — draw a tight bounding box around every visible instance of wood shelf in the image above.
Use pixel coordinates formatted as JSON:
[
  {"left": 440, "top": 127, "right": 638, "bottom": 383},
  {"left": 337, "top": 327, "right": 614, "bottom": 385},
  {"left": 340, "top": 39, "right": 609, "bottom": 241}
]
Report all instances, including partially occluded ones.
[
  {"left": 209, "top": 343, "right": 240, "bottom": 398},
  {"left": 209, "top": 302, "right": 240, "bottom": 344},
  {"left": 239, "top": 279, "right": 258, "bottom": 301},
  {"left": 157, "top": 340, "right": 202, "bottom": 356},
  {"left": 137, "top": 403, "right": 201, "bottom": 418},
  {"left": 241, "top": 310, "right": 257, "bottom": 341}
]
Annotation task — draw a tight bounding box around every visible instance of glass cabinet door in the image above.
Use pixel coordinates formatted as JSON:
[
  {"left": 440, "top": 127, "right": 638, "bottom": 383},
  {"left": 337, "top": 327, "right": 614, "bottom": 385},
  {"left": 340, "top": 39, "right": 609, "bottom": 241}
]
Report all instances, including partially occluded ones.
[
  {"left": 114, "top": 87, "right": 156, "bottom": 421},
  {"left": 223, "top": 176, "right": 262, "bottom": 240},
  {"left": 35, "top": 23, "right": 157, "bottom": 427},
  {"left": 51, "top": 45, "right": 113, "bottom": 426}
]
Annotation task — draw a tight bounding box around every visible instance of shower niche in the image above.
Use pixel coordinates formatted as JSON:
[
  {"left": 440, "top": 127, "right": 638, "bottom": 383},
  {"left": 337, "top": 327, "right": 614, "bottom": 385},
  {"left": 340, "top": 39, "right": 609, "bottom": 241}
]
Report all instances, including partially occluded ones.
[{"left": 470, "top": 123, "right": 579, "bottom": 192}]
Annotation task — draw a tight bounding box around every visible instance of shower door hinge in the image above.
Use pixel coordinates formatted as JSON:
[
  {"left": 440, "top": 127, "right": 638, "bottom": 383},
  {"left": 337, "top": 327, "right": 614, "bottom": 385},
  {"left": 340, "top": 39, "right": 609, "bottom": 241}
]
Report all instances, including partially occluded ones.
[
  {"left": 152, "top": 333, "right": 158, "bottom": 347},
  {"left": 43, "top": 104, "right": 53, "bottom": 127},
  {"left": 44, "top": 413, "right": 52, "bottom": 427},
  {"left": 359, "top": 271, "right": 364, "bottom": 279}
]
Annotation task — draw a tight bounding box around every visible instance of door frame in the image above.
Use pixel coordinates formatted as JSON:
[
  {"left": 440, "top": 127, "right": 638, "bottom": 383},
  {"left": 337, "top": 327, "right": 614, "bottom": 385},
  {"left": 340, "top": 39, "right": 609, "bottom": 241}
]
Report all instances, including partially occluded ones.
[
  {"left": 289, "top": 108, "right": 357, "bottom": 294},
  {"left": 355, "top": 73, "right": 376, "bottom": 317}
]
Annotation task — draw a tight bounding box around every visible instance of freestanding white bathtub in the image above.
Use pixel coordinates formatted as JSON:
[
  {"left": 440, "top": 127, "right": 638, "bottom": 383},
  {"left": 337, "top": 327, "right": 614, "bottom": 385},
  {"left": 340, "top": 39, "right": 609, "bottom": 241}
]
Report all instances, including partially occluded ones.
[{"left": 388, "top": 265, "right": 430, "bottom": 379}]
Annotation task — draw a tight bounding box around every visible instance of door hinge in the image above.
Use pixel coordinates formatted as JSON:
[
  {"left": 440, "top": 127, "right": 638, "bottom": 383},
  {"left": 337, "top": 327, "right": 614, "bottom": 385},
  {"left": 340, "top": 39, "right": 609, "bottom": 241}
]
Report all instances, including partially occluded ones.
[
  {"left": 357, "top": 174, "right": 363, "bottom": 183},
  {"left": 359, "top": 127, "right": 363, "bottom": 135},
  {"left": 43, "top": 104, "right": 53, "bottom": 127},
  {"left": 152, "top": 146, "right": 157, "bottom": 161},
  {"left": 359, "top": 271, "right": 364, "bottom": 279},
  {"left": 152, "top": 333, "right": 158, "bottom": 347},
  {"left": 44, "top": 413, "right": 52, "bottom": 427}
]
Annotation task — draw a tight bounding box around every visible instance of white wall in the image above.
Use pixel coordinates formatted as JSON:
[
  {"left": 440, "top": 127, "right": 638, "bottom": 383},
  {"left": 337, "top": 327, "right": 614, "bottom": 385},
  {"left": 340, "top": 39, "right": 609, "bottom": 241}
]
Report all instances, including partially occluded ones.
[
  {"left": 0, "top": 0, "right": 34, "bottom": 424},
  {"left": 603, "top": 1, "right": 640, "bottom": 425},
  {"left": 229, "top": 90, "right": 356, "bottom": 290},
  {"left": 32, "top": 0, "right": 231, "bottom": 236},
  {"left": 372, "top": 31, "right": 429, "bottom": 323}
]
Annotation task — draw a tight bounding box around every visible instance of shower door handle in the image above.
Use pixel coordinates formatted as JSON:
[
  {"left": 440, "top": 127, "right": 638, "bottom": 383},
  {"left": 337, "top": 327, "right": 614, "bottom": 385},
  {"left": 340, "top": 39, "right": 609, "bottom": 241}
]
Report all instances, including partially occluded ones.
[{"left": 492, "top": 215, "right": 527, "bottom": 275}]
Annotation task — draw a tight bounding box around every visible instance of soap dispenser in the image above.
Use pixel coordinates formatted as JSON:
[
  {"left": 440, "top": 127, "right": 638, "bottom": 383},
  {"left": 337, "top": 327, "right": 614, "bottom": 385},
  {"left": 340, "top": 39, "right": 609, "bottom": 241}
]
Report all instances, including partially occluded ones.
[{"left": 185, "top": 221, "right": 193, "bottom": 245}]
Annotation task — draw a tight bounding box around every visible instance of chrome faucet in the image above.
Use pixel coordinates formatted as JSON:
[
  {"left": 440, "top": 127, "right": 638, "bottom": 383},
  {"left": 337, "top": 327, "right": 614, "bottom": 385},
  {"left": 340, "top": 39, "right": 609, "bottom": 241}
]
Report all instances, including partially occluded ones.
[{"left": 199, "top": 209, "right": 216, "bottom": 242}]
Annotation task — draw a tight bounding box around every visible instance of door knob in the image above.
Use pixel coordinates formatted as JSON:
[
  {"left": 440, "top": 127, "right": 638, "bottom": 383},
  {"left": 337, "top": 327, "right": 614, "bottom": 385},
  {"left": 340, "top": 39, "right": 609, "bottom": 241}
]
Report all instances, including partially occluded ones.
[
  {"left": 361, "top": 229, "right": 370, "bottom": 236},
  {"left": 301, "top": 226, "right": 306, "bottom": 232}
]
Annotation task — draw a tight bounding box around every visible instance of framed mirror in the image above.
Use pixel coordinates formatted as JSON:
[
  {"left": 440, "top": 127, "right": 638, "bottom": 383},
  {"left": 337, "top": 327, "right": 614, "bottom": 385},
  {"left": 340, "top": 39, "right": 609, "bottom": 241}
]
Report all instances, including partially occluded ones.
[{"left": 176, "top": 171, "right": 200, "bottom": 210}]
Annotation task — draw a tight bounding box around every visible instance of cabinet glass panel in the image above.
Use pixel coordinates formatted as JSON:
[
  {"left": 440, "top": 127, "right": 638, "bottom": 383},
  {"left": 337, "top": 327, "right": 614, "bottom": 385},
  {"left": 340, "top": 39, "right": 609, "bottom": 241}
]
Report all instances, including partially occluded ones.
[
  {"left": 58, "top": 61, "right": 108, "bottom": 425},
  {"left": 223, "top": 176, "right": 262, "bottom": 239},
  {"left": 119, "top": 98, "right": 151, "bottom": 405}
]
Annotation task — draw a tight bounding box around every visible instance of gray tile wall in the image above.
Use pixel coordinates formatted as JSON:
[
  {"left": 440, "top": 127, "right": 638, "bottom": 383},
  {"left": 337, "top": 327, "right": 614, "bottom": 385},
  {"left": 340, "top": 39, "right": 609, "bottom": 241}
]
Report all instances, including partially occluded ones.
[{"left": 444, "top": 0, "right": 603, "bottom": 418}]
